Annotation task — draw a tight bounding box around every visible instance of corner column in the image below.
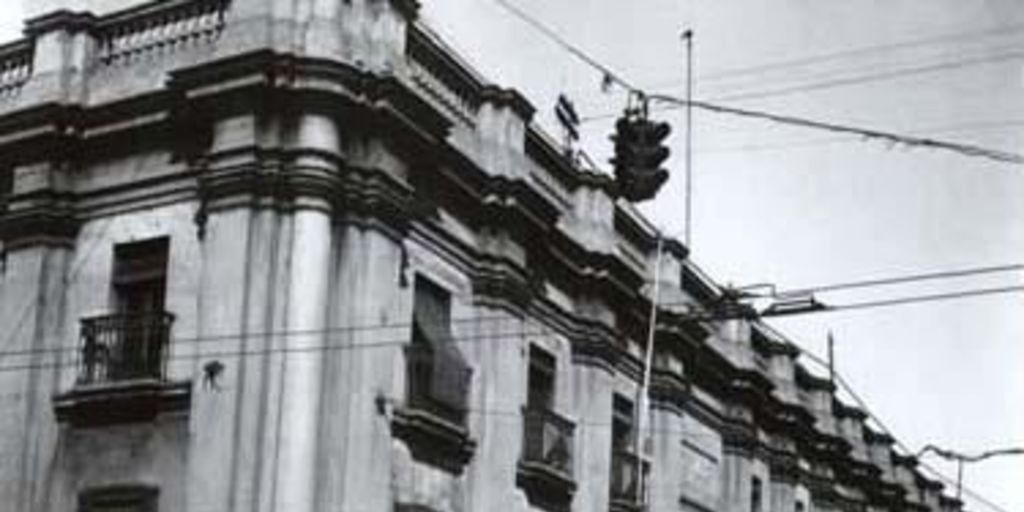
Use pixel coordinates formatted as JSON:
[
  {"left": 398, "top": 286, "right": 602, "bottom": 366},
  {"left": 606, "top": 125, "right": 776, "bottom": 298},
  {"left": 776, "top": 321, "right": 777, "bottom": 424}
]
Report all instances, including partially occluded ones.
[{"left": 273, "top": 112, "right": 337, "bottom": 512}]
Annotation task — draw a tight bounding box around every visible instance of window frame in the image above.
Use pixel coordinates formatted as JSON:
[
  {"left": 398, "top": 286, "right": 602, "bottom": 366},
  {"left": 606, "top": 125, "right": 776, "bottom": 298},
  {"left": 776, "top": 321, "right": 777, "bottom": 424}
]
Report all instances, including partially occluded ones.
[
  {"left": 526, "top": 345, "right": 556, "bottom": 411},
  {"left": 750, "top": 476, "right": 763, "bottom": 512}
]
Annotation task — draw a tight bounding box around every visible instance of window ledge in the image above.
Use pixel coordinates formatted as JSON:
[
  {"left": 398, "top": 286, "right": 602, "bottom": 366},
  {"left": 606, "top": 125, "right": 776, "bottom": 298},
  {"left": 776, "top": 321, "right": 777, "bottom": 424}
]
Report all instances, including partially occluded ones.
[
  {"left": 53, "top": 378, "right": 191, "bottom": 427},
  {"left": 392, "top": 405, "right": 476, "bottom": 474},
  {"left": 609, "top": 497, "right": 645, "bottom": 512},
  {"left": 516, "top": 459, "right": 577, "bottom": 512}
]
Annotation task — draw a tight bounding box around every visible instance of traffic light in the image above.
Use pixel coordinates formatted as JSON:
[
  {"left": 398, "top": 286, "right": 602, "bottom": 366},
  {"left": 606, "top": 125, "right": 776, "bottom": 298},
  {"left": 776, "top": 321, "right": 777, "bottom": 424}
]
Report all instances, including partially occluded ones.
[{"left": 610, "top": 115, "right": 672, "bottom": 202}]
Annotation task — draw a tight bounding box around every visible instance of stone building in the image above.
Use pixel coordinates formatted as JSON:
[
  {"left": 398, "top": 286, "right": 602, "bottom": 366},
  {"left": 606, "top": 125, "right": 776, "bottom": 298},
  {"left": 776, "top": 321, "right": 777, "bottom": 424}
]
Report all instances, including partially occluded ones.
[{"left": 0, "top": 1, "right": 966, "bottom": 511}]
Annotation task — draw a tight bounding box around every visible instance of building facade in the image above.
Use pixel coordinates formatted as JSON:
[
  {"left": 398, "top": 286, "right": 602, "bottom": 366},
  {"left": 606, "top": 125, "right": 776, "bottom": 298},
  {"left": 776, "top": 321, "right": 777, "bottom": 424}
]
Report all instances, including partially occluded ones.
[{"left": 0, "top": 1, "right": 965, "bottom": 512}]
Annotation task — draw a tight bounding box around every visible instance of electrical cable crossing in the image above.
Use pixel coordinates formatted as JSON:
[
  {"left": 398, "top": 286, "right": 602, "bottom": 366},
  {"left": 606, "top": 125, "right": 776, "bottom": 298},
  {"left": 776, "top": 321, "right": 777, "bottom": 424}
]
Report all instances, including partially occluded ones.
[{"left": 487, "top": 0, "right": 1024, "bottom": 165}]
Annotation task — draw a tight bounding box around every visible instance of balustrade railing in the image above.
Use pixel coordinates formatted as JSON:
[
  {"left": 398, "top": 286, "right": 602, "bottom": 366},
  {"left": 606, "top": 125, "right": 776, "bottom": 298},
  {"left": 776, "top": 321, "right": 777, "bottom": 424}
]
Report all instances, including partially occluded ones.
[
  {"left": 96, "top": 0, "right": 229, "bottom": 65},
  {"left": 0, "top": 40, "right": 32, "bottom": 97},
  {"left": 406, "top": 26, "right": 480, "bottom": 124},
  {"left": 78, "top": 312, "right": 174, "bottom": 385},
  {"left": 521, "top": 406, "right": 575, "bottom": 478}
]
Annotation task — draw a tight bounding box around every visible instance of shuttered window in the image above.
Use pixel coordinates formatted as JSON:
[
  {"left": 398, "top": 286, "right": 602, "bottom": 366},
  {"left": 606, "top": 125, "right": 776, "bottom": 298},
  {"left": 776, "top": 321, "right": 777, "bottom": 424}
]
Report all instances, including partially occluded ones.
[{"left": 411, "top": 276, "right": 471, "bottom": 414}]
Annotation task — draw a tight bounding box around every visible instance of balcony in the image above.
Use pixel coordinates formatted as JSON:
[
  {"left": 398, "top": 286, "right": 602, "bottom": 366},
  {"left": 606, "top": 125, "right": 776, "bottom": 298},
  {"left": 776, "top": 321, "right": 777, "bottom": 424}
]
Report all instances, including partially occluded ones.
[
  {"left": 77, "top": 312, "right": 173, "bottom": 383},
  {"left": 53, "top": 312, "right": 190, "bottom": 427},
  {"left": 391, "top": 343, "right": 476, "bottom": 473},
  {"left": 517, "top": 406, "right": 576, "bottom": 511},
  {"left": 610, "top": 449, "right": 649, "bottom": 512}
]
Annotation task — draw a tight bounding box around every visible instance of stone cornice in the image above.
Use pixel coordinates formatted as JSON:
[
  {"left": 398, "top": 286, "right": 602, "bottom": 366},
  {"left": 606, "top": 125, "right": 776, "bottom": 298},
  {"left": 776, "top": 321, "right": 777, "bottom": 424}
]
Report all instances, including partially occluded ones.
[
  {"left": 479, "top": 85, "right": 535, "bottom": 122},
  {"left": 23, "top": 10, "right": 97, "bottom": 36},
  {"left": 833, "top": 400, "right": 868, "bottom": 421},
  {"left": 0, "top": 192, "right": 78, "bottom": 248},
  {"left": 795, "top": 364, "right": 836, "bottom": 392},
  {"left": 863, "top": 426, "right": 896, "bottom": 445}
]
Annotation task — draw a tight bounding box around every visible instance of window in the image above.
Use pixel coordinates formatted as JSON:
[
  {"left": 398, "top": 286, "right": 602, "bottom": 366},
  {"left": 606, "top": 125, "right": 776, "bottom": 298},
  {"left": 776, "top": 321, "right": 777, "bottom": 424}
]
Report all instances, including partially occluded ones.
[
  {"left": 408, "top": 276, "right": 471, "bottom": 421},
  {"left": 518, "top": 344, "right": 575, "bottom": 505},
  {"left": 79, "top": 238, "right": 172, "bottom": 383},
  {"left": 78, "top": 485, "right": 157, "bottom": 512},
  {"left": 0, "top": 167, "right": 12, "bottom": 213},
  {"left": 527, "top": 345, "right": 556, "bottom": 410},
  {"left": 610, "top": 393, "right": 645, "bottom": 502},
  {"left": 113, "top": 238, "right": 169, "bottom": 315},
  {"left": 750, "top": 477, "right": 763, "bottom": 512},
  {"left": 611, "top": 394, "right": 635, "bottom": 451}
]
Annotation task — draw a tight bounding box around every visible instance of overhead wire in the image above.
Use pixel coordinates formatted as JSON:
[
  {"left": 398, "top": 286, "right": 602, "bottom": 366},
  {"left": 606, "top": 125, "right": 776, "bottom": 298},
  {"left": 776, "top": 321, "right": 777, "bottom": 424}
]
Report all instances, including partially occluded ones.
[
  {"left": 574, "top": 42, "right": 1024, "bottom": 112},
  {"left": 708, "top": 50, "right": 1024, "bottom": 104},
  {"left": 486, "top": 0, "right": 1024, "bottom": 166},
  {"left": 667, "top": 23, "right": 1024, "bottom": 85},
  {"left": 697, "top": 119, "right": 1024, "bottom": 156},
  {"left": 647, "top": 96, "right": 1024, "bottom": 165},
  {"left": 759, "top": 285, "right": 1024, "bottom": 318},
  {"left": 0, "top": 287, "right": 1017, "bottom": 508},
  {"left": 0, "top": 264, "right": 1021, "bottom": 363},
  {"left": 766, "top": 263, "right": 1024, "bottom": 297},
  {"left": 1, "top": 290, "right": 1014, "bottom": 507},
  {"left": 489, "top": 0, "right": 637, "bottom": 92},
  {"left": 559, "top": 16, "right": 1024, "bottom": 106}
]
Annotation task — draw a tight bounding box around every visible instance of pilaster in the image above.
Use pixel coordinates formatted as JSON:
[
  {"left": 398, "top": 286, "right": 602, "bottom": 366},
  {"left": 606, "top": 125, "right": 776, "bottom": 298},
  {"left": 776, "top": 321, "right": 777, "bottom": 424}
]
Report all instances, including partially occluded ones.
[
  {"left": 22, "top": 9, "right": 95, "bottom": 104},
  {"left": 568, "top": 361, "right": 614, "bottom": 512}
]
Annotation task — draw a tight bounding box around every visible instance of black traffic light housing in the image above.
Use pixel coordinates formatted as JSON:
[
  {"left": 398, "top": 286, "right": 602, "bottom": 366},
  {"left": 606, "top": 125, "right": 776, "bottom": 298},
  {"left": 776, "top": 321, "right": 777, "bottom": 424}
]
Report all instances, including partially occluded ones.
[{"left": 611, "top": 113, "right": 672, "bottom": 202}]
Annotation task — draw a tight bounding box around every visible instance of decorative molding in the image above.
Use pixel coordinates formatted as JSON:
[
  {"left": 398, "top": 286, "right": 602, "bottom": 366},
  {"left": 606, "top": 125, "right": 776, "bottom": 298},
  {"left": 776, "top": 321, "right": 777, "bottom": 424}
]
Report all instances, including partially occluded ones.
[{"left": 0, "top": 190, "right": 78, "bottom": 249}]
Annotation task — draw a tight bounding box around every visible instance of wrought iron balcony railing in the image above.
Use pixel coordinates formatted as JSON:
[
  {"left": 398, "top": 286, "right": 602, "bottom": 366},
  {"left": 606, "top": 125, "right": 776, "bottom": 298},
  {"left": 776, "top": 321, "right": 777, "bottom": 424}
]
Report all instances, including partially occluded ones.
[
  {"left": 521, "top": 406, "right": 575, "bottom": 478},
  {"left": 610, "top": 449, "right": 649, "bottom": 510},
  {"left": 78, "top": 312, "right": 174, "bottom": 385}
]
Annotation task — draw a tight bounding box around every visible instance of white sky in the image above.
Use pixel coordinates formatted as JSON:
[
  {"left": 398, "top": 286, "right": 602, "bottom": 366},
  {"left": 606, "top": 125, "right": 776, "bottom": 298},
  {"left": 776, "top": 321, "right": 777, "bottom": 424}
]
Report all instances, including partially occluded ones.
[{"left": 4, "top": 1, "right": 1022, "bottom": 511}]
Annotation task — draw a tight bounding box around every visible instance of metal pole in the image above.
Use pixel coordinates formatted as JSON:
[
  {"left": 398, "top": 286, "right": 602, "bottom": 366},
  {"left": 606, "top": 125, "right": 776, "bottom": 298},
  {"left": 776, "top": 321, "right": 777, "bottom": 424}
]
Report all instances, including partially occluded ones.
[
  {"left": 827, "top": 331, "right": 835, "bottom": 387},
  {"left": 636, "top": 235, "right": 664, "bottom": 505},
  {"left": 956, "top": 457, "right": 964, "bottom": 501},
  {"left": 683, "top": 29, "right": 694, "bottom": 250}
]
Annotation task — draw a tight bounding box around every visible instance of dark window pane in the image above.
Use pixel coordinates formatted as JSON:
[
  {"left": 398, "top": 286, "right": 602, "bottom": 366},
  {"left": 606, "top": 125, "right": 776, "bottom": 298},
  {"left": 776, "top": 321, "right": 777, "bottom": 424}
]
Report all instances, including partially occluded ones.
[
  {"left": 527, "top": 346, "right": 555, "bottom": 409},
  {"left": 751, "top": 477, "right": 763, "bottom": 512},
  {"left": 0, "top": 168, "right": 12, "bottom": 213},
  {"left": 612, "top": 394, "right": 634, "bottom": 450},
  {"left": 113, "top": 238, "right": 169, "bottom": 314},
  {"left": 113, "top": 238, "right": 169, "bottom": 286}
]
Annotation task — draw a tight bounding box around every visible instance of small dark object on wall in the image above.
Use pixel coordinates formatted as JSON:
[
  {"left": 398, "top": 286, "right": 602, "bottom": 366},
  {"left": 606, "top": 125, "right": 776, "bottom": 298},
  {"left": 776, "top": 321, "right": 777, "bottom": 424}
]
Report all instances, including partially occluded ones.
[{"left": 203, "top": 360, "right": 225, "bottom": 391}]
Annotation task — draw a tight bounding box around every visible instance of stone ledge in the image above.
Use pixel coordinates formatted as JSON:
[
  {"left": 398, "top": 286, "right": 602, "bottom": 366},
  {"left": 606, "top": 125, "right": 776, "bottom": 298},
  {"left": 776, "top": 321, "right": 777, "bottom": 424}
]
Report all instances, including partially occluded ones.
[
  {"left": 391, "top": 406, "right": 476, "bottom": 475},
  {"left": 52, "top": 378, "right": 191, "bottom": 427},
  {"left": 515, "top": 459, "right": 576, "bottom": 512}
]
